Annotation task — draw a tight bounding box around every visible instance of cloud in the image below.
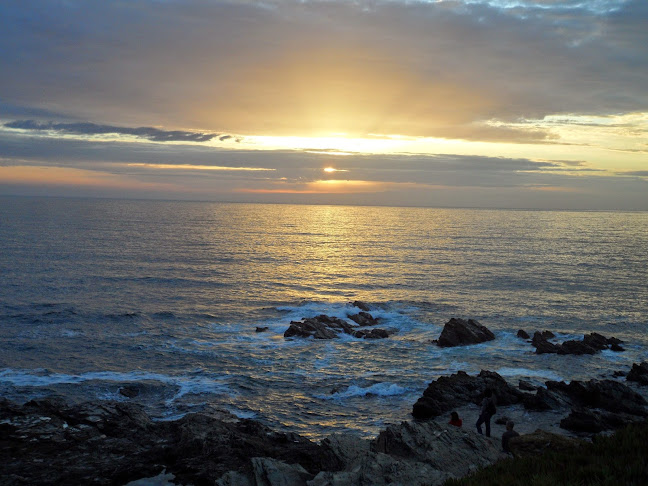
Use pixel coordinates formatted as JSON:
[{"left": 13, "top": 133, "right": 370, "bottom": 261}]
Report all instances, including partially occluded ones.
[
  {"left": 622, "top": 171, "right": 648, "bottom": 176},
  {"left": 1, "top": 1, "right": 645, "bottom": 140},
  {"left": 4, "top": 120, "right": 223, "bottom": 143}
]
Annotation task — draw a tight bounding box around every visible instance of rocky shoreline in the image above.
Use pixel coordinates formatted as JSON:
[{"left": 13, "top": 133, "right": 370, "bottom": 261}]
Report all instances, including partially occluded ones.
[
  {"left": 3, "top": 359, "right": 647, "bottom": 486},
  {"left": 3, "top": 310, "right": 647, "bottom": 485}
]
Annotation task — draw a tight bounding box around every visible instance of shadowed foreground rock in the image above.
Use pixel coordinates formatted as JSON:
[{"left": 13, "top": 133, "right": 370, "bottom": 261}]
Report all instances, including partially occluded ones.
[
  {"left": 0, "top": 397, "right": 338, "bottom": 486},
  {"left": 1, "top": 397, "right": 503, "bottom": 486},
  {"left": 508, "top": 429, "right": 585, "bottom": 457},
  {"left": 436, "top": 318, "right": 495, "bottom": 347}
]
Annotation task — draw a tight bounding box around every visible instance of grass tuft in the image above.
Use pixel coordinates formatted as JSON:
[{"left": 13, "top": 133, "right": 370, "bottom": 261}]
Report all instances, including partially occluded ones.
[{"left": 444, "top": 420, "right": 648, "bottom": 486}]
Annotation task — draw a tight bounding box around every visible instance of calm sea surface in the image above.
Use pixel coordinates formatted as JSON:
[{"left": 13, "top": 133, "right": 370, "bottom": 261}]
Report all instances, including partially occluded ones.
[{"left": 1, "top": 196, "right": 647, "bottom": 438}]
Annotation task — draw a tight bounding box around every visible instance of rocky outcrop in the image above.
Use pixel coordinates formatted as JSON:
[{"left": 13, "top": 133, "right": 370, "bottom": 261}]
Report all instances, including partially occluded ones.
[
  {"left": 516, "top": 329, "right": 530, "bottom": 339},
  {"left": 531, "top": 331, "right": 624, "bottom": 355},
  {"left": 307, "top": 421, "right": 501, "bottom": 486},
  {"left": 436, "top": 318, "right": 495, "bottom": 347},
  {"left": 348, "top": 312, "right": 379, "bottom": 326},
  {"left": 559, "top": 408, "right": 647, "bottom": 434},
  {"left": 372, "top": 420, "right": 501, "bottom": 478},
  {"left": 412, "top": 370, "right": 526, "bottom": 420},
  {"left": 1, "top": 398, "right": 505, "bottom": 486},
  {"left": 627, "top": 361, "right": 648, "bottom": 386},
  {"left": 0, "top": 397, "right": 340, "bottom": 486},
  {"left": 545, "top": 379, "right": 647, "bottom": 416},
  {"left": 531, "top": 331, "right": 561, "bottom": 354},
  {"left": 508, "top": 429, "right": 584, "bottom": 457},
  {"left": 284, "top": 314, "right": 394, "bottom": 340},
  {"left": 285, "top": 315, "right": 356, "bottom": 339},
  {"left": 350, "top": 301, "right": 371, "bottom": 312},
  {"left": 518, "top": 378, "right": 648, "bottom": 432}
]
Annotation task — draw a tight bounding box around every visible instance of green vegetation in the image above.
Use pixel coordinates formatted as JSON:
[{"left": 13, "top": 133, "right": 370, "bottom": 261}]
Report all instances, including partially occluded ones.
[{"left": 445, "top": 421, "right": 648, "bottom": 486}]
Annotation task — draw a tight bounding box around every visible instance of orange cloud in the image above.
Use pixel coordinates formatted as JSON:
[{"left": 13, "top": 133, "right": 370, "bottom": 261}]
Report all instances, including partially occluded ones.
[
  {"left": 0, "top": 165, "right": 175, "bottom": 191},
  {"left": 237, "top": 179, "right": 385, "bottom": 194}
]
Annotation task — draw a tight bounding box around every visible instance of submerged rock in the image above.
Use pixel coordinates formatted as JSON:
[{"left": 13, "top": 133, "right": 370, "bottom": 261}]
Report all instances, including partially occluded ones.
[
  {"left": 119, "top": 385, "right": 140, "bottom": 398},
  {"left": 352, "top": 328, "right": 395, "bottom": 339},
  {"left": 436, "top": 318, "right": 495, "bottom": 347}
]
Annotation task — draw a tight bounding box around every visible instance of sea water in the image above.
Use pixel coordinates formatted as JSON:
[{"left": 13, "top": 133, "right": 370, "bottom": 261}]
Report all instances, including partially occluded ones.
[{"left": 1, "top": 196, "right": 647, "bottom": 439}]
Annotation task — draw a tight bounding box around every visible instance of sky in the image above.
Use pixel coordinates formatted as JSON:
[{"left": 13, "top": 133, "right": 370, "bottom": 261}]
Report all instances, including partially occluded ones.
[{"left": 0, "top": 0, "right": 646, "bottom": 209}]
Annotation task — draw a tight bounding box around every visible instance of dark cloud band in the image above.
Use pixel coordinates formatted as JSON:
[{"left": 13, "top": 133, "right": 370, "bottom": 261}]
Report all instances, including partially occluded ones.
[{"left": 4, "top": 120, "right": 223, "bottom": 143}]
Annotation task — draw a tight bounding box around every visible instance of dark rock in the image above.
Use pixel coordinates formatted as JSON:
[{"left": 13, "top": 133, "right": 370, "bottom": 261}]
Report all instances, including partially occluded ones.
[
  {"left": 516, "top": 329, "right": 530, "bottom": 339},
  {"left": 0, "top": 398, "right": 341, "bottom": 486},
  {"left": 531, "top": 331, "right": 560, "bottom": 354},
  {"left": 531, "top": 331, "right": 624, "bottom": 355},
  {"left": 559, "top": 407, "right": 647, "bottom": 433},
  {"left": 412, "top": 370, "right": 525, "bottom": 420},
  {"left": 372, "top": 420, "right": 501, "bottom": 479},
  {"left": 495, "top": 416, "right": 510, "bottom": 425},
  {"left": 348, "top": 311, "right": 379, "bottom": 326},
  {"left": 546, "top": 379, "right": 648, "bottom": 416},
  {"left": 582, "top": 332, "right": 610, "bottom": 350},
  {"left": 119, "top": 385, "right": 140, "bottom": 398},
  {"left": 627, "top": 362, "right": 648, "bottom": 386},
  {"left": 352, "top": 328, "right": 393, "bottom": 339},
  {"left": 557, "top": 340, "right": 597, "bottom": 355},
  {"left": 284, "top": 315, "right": 356, "bottom": 340},
  {"left": 436, "top": 318, "right": 495, "bottom": 348},
  {"left": 350, "top": 301, "right": 371, "bottom": 312},
  {"left": 508, "top": 430, "right": 584, "bottom": 458},
  {"left": 612, "top": 370, "right": 626, "bottom": 377},
  {"left": 255, "top": 326, "right": 269, "bottom": 333},
  {"left": 522, "top": 386, "right": 570, "bottom": 411},
  {"left": 541, "top": 330, "right": 556, "bottom": 339},
  {"left": 284, "top": 314, "right": 395, "bottom": 340},
  {"left": 518, "top": 380, "right": 536, "bottom": 391},
  {"left": 0, "top": 398, "right": 165, "bottom": 485}
]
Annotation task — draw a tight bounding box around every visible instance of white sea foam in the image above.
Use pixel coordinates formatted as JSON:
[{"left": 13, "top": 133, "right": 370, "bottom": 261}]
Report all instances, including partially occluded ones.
[
  {"left": 320, "top": 382, "right": 408, "bottom": 400},
  {"left": 227, "top": 408, "right": 258, "bottom": 419},
  {"left": 0, "top": 368, "right": 231, "bottom": 402}
]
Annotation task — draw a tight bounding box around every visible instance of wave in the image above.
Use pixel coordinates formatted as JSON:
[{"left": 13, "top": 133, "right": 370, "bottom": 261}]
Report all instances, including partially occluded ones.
[
  {"left": 319, "top": 382, "right": 408, "bottom": 400},
  {"left": 0, "top": 368, "right": 232, "bottom": 403}
]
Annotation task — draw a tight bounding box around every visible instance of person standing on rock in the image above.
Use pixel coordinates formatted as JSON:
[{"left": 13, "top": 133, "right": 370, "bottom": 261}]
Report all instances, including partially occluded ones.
[
  {"left": 476, "top": 388, "right": 497, "bottom": 437},
  {"left": 501, "top": 420, "right": 520, "bottom": 453}
]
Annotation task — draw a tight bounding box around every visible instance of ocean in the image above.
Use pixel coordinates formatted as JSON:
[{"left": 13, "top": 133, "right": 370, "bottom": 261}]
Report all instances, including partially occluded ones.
[{"left": 1, "top": 196, "right": 647, "bottom": 439}]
